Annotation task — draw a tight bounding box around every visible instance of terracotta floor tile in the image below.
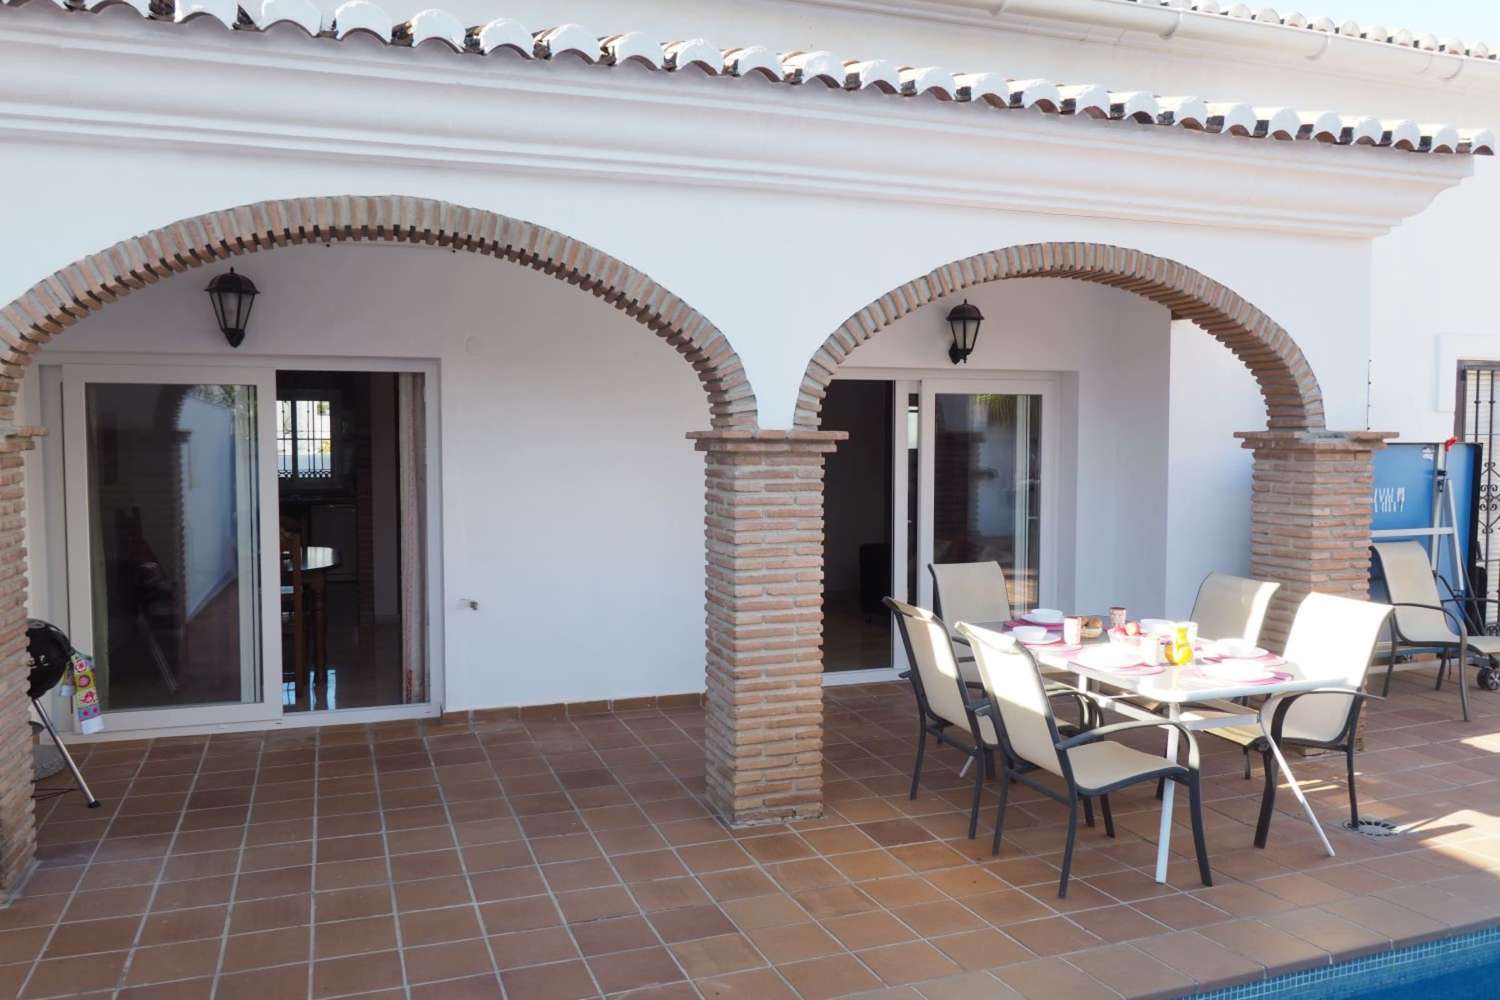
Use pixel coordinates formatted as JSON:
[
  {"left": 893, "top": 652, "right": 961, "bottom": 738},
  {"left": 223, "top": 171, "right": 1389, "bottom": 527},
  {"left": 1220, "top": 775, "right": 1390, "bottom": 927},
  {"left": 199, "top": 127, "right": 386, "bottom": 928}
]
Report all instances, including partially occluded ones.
[
  {"left": 888, "top": 842, "right": 973, "bottom": 873},
  {"left": 229, "top": 893, "right": 312, "bottom": 934},
  {"left": 500, "top": 958, "right": 600, "bottom": 1000},
  {"left": 858, "top": 820, "right": 936, "bottom": 848},
  {"left": 1318, "top": 894, "right": 1447, "bottom": 942},
  {"left": 964, "top": 890, "right": 1053, "bottom": 927},
  {"left": 1003, "top": 916, "right": 1103, "bottom": 957},
  {"left": 859, "top": 875, "right": 949, "bottom": 909},
  {"left": 858, "top": 939, "right": 963, "bottom": 985},
  {"left": 722, "top": 893, "right": 808, "bottom": 931},
  {"left": 217, "top": 963, "right": 313, "bottom": 1000},
  {"left": 122, "top": 938, "right": 222, "bottom": 986},
  {"left": 408, "top": 974, "right": 504, "bottom": 1000},
  {"left": 913, "top": 969, "right": 1024, "bottom": 1000},
  {"left": 1068, "top": 905, "right": 1171, "bottom": 944},
  {"left": 222, "top": 926, "right": 311, "bottom": 972},
  {"left": 823, "top": 909, "right": 918, "bottom": 949},
  {"left": 479, "top": 896, "right": 562, "bottom": 935},
  {"left": 669, "top": 932, "right": 764, "bottom": 978},
  {"left": 489, "top": 926, "right": 580, "bottom": 969},
  {"left": 43, "top": 915, "right": 142, "bottom": 958},
  {"left": 647, "top": 904, "right": 736, "bottom": 943},
  {"left": 695, "top": 967, "right": 799, "bottom": 1000},
  {"left": 1261, "top": 907, "right": 1389, "bottom": 961},
  {"left": 400, "top": 903, "right": 484, "bottom": 946},
  {"left": 747, "top": 921, "right": 843, "bottom": 963},
  {"left": 1197, "top": 918, "right": 1330, "bottom": 973},
  {"left": 556, "top": 886, "right": 642, "bottom": 923},
  {"left": 890, "top": 901, "right": 985, "bottom": 938},
  {"left": 796, "top": 884, "right": 881, "bottom": 919},
  {"left": 313, "top": 946, "right": 405, "bottom": 997},
  {"left": 569, "top": 915, "right": 659, "bottom": 956},
  {"left": 586, "top": 944, "right": 684, "bottom": 993},
  {"left": 314, "top": 914, "right": 398, "bottom": 959},
  {"left": 992, "top": 955, "right": 1118, "bottom": 1000},
  {"left": 404, "top": 937, "right": 496, "bottom": 984},
  {"left": 779, "top": 954, "right": 884, "bottom": 1000},
  {"left": 1128, "top": 893, "right": 1230, "bottom": 931},
  {"left": 1137, "top": 927, "right": 1260, "bottom": 985},
  {"left": 1068, "top": 943, "right": 1194, "bottom": 998},
  {"left": 631, "top": 877, "right": 713, "bottom": 912},
  {"left": 930, "top": 928, "right": 1032, "bottom": 971}
]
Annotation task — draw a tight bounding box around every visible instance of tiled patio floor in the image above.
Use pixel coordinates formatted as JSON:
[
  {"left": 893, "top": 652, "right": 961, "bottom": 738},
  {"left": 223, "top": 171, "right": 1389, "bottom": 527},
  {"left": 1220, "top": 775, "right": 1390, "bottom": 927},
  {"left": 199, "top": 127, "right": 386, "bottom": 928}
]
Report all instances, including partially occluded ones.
[{"left": 8, "top": 664, "right": 1500, "bottom": 1000}]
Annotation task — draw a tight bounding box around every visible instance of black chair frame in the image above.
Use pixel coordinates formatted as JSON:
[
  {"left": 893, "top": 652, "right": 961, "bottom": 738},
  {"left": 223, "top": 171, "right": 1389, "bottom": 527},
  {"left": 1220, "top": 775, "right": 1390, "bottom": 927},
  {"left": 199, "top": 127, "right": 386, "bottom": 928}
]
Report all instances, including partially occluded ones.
[
  {"left": 968, "top": 643, "right": 1212, "bottom": 898},
  {"left": 1248, "top": 685, "right": 1383, "bottom": 847},
  {"left": 891, "top": 601, "right": 1097, "bottom": 840}
]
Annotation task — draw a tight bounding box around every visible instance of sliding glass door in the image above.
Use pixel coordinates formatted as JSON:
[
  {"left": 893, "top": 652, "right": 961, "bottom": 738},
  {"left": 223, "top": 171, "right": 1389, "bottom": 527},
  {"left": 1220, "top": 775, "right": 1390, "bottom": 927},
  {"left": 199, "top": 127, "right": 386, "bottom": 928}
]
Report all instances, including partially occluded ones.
[
  {"left": 915, "top": 381, "right": 1053, "bottom": 613},
  {"left": 62, "top": 365, "right": 283, "bottom": 730}
]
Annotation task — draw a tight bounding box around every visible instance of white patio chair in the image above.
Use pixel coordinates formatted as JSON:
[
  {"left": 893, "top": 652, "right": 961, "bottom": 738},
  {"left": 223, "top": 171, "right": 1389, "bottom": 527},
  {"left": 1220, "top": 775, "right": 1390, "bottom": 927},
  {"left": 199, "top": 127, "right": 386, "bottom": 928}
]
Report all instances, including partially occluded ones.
[
  {"left": 1196, "top": 591, "right": 1392, "bottom": 846},
  {"left": 956, "top": 622, "right": 1212, "bottom": 898},
  {"left": 1371, "top": 540, "right": 1497, "bottom": 721},
  {"left": 929, "top": 561, "right": 1012, "bottom": 680},
  {"left": 887, "top": 597, "right": 1096, "bottom": 840},
  {"left": 885, "top": 597, "right": 1000, "bottom": 838},
  {"left": 1192, "top": 573, "right": 1280, "bottom": 645}
]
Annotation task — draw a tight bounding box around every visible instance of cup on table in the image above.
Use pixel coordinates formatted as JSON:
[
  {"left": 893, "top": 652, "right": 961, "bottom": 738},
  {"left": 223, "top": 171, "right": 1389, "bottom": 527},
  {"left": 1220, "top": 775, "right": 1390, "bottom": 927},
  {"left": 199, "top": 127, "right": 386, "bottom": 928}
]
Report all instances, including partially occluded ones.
[
  {"left": 1108, "top": 606, "right": 1127, "bottom": 629},
  {"left": 1063, "top": 617, "right": 1082, "bottom": 646}
]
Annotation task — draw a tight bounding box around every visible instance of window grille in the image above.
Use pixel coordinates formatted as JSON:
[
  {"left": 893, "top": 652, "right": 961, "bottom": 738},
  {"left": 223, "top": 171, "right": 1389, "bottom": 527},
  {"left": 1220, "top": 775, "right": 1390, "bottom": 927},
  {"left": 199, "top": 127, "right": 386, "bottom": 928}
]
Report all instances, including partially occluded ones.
[{"left": 277, "top": 398, "right": 334, "bottom": 481}]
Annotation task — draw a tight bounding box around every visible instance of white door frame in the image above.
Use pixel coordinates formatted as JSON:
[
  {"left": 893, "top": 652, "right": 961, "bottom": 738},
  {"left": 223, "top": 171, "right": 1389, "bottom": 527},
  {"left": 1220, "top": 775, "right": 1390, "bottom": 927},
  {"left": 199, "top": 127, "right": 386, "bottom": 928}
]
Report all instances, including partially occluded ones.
[
  {"left": 60, "top": 363, "right": 283, "bottom": 731},
  {"left": 917, "top": 375, "right": 1061, "bottom": 613},
  {"left": 36, "top": 352, "right": 445, "bottom": 738},
  {"left": 823, "top": 369, "right": 1062, "bottom": 685}
]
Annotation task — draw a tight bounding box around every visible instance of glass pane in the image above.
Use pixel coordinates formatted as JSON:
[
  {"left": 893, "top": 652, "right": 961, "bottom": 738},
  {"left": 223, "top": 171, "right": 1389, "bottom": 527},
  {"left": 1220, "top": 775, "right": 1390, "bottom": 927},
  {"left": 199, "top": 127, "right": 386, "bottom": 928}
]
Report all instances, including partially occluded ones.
[
  {"left": 933, "top": 393, "right": 1042, "bottom": 611},
  {"left": 83, "top": 383, "right": 262, "bottom": 710},
  {"left": 819, "top": 380, "right": 895, "bottom": 672}
]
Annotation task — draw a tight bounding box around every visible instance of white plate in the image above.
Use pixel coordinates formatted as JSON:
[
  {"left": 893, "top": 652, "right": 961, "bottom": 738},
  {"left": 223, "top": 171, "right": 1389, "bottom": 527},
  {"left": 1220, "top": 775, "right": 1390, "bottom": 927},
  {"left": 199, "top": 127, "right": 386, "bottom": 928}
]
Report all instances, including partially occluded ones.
[
  {"left": 1020, "top": 634, "right": 1059, "bottom": 646},
  {"left": 1073, "top": 645, "right": 1147, "bottom": 671},
  {"left": 1213, "top": 641, "right": 1266, "bottom": 659},
  {"left": 1201, "top": 659, "right": 1274, "bottom": 682},
  {"left": 1023, "top": 608, "right": 1064, "bottom": 624}
]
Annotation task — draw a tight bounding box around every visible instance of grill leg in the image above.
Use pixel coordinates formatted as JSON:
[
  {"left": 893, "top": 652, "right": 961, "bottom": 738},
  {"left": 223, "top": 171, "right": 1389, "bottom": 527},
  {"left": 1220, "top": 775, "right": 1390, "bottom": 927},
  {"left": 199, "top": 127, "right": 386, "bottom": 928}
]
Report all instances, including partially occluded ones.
[{"left": 32, "top": 698, "right": 100, "bottom": 809}]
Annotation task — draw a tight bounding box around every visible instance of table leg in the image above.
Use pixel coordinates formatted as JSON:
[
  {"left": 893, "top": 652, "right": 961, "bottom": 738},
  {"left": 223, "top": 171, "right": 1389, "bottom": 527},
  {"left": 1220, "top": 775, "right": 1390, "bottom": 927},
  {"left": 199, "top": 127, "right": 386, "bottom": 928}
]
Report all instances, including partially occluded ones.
[
  {"left": 1260, "top": 712, "right": 1336, "bottom": 858},
  {"left": 1154, "top": 704, "right": 1180, "bottom": 883}
]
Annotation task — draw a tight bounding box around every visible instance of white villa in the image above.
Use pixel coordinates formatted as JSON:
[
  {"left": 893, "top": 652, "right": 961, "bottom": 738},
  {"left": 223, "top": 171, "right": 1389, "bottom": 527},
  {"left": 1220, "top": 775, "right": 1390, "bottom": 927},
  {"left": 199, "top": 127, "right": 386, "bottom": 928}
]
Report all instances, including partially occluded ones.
[{"left": 0, "top": 0, "right": 1495, "bottom": 901}]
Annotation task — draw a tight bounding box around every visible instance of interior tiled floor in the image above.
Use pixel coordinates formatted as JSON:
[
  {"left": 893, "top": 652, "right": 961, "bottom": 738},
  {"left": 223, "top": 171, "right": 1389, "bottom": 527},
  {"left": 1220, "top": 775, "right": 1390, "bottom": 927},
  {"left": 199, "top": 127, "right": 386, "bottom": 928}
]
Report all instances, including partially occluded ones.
[{"left": 10, "top": 663, "right": 1500, "bottom": 1000}]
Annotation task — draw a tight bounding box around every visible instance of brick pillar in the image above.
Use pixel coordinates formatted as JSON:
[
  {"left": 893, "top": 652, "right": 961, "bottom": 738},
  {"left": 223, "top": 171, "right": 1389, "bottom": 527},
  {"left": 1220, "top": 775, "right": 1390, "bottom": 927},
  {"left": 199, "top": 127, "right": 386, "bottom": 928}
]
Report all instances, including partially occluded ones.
[
  {"left": 688, "top": 430, "right": 845, "bottom": 826},
  {"left": 0, "top": 430, "right": 40, "bottom": 899},
  {"left": 1237, "top": 430, "right": 1393, "bottom": 650}
]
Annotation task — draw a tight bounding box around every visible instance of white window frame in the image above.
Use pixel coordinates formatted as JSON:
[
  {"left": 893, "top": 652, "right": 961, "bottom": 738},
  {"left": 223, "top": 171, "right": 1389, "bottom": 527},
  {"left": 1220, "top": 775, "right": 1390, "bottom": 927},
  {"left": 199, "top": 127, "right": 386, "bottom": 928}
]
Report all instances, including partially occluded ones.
[{"left": 32, "top": 351, "right": 445, "bottom": 738}]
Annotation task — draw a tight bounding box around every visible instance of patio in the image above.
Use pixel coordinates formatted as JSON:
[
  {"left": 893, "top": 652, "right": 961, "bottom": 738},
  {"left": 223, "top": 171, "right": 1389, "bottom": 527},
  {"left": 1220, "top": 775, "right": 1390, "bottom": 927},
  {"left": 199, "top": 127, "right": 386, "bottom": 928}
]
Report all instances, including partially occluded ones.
[{"left": 6, "top": 666, "right": 1500, "bottom": 1000}]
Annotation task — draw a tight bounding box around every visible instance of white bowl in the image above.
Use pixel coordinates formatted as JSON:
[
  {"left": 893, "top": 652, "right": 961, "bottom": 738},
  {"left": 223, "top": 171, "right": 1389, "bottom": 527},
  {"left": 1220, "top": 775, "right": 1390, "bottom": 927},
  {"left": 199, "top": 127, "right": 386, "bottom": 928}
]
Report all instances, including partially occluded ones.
[
  {"left": 1140, "top": 618, "right": 1174, "bottom": 635},
  {"left": 1217, "top": 639, "right": 1264, "bottom": 659},
  {"left": 1011, "top": 626, "right": 1048, "bottom": 644},
  {"left": 1024, "top": 608, "right": 1064, "bottom": 624}
]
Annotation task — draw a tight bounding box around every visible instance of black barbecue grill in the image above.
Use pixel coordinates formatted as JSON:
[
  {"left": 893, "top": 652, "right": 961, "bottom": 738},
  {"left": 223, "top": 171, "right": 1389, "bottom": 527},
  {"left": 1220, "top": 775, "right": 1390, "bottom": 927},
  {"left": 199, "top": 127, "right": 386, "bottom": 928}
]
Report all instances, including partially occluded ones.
[{"left": 28, "top": 619, "right": 100, "bottom": 809}]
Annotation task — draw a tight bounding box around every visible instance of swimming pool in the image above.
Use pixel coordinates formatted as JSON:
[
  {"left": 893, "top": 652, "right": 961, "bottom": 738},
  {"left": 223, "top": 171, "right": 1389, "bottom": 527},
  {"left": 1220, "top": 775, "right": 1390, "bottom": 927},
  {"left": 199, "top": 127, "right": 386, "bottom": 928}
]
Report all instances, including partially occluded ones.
[{"left": 1186, "top": 926, "right": 1500, "bottom": 999}]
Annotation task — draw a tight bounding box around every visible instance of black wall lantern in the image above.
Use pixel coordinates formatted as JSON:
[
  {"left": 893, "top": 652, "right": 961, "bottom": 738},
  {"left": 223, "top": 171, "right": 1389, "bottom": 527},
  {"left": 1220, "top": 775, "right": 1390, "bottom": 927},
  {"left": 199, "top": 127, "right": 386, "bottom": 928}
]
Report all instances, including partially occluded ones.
[
  {"left": 945, "top": 299, "right": 984, "bottom": 365},
  {"left": 206, "top": 268, "right": 259, "bottom": 348}
]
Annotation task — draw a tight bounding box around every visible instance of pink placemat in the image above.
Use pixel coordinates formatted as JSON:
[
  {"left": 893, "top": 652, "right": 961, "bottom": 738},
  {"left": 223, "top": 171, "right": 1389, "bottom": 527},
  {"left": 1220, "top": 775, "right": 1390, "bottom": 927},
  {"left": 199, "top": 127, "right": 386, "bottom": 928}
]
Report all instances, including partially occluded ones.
[
  {"left": 1026, "top": 643, "right": 1082, "bottom": 656},
  {"left": 1005, "top": 619, "right": 1064, "bottom": 632},
  {"left": 1199, "top": 651, "right": 1286, "bottom": 666},
  {"left": 1188, "top": 666, "right": 1292, "bottom": 686}
]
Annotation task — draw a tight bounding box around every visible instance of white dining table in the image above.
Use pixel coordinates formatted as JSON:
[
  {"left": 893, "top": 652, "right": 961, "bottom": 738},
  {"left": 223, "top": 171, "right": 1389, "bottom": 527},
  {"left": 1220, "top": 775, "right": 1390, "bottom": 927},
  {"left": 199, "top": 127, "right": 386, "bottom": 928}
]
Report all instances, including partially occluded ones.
[{"left": 970, "top": 623, "right": 1338, "bottom": 883}]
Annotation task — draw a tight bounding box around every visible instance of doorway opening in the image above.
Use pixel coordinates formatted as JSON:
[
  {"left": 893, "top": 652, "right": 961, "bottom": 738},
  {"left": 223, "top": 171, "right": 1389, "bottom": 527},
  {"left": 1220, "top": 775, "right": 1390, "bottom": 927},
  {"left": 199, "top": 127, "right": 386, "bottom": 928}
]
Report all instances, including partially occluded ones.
[
  {"left": 821, "top": 375, "right": 1055, "bottom": 677},
  {"left": 277, "top": 371, "right": 427, "bottom": 713}
]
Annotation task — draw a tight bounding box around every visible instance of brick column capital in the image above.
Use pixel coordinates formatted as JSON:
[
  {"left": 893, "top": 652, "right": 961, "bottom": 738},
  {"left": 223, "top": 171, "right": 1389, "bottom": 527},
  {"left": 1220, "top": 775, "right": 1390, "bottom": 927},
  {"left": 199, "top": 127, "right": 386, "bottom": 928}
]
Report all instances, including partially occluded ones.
[
  {"left": 1238, "top": 427, "right": 1390, "bottom": 649},
  {"left": 1236, "top": 429, "right": 1396, "bottom": 453},
  {"left": 687, "top": 429, "right": 847, "bottom": 454},
  {"left": 690, "top": 428, "right": 843, "bottom": 826}
]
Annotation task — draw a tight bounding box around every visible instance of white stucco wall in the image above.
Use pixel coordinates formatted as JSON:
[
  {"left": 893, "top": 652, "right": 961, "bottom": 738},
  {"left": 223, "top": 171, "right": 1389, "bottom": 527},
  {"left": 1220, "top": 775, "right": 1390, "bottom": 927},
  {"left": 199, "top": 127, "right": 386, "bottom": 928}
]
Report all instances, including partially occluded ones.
[
  {"left": 2, "top": 0, "right": 1492, "bottom": 723},
  {"left": 841, "top": 279, "right": 1185, "bottom": 618},
  {"left": 24, "top": 243, "right": 710, "bottom": 711}
]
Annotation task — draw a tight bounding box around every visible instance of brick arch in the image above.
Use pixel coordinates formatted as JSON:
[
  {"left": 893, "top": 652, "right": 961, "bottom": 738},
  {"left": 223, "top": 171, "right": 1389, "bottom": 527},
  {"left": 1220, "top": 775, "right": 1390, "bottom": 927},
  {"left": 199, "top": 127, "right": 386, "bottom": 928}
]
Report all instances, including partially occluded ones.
[
  {"left": 0, "top": 195, "right": 756, "bottom": 428},
  {"left": 796, "top": 243, "right": 1325, "bottom": 431}
]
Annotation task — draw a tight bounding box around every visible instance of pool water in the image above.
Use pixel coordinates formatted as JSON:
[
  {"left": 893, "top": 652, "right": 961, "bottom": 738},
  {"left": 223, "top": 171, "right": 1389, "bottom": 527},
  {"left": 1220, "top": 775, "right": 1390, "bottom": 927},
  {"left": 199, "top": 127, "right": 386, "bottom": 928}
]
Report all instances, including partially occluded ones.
[{"left": 1185, "top": 927, "right": 1500, "bottom": 1000}]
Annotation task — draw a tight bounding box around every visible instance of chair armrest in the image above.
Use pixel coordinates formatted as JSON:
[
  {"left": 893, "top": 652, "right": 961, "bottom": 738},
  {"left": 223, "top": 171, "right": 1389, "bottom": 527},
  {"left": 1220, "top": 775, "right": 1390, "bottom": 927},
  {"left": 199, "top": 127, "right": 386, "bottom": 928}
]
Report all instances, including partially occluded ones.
[
  {"left": 1388, "top": 602, "right": 1467, "bottom": 644},
  {"left": 967, "top": 698, "right": 992, "bottom": 717},
  {"left": 1265, "top": 688, "right": 1382, "bottom": 743},
  {"left": 1054, "top": 719, "right": 1200, "bottom": 770},
  {"left": 898, "top": 670, "right": 912, "bottom": 681}
]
